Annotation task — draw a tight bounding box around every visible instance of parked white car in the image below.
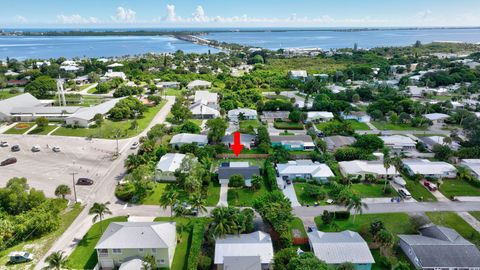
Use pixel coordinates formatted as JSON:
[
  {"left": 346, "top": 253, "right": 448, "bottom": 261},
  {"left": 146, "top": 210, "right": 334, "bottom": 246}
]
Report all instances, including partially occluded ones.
[
  {"left": 130, "top": 142, "right": 139, "bottom": 149},
  {"left": 393, "top": 176, "right": 406, "bottom": 187}
]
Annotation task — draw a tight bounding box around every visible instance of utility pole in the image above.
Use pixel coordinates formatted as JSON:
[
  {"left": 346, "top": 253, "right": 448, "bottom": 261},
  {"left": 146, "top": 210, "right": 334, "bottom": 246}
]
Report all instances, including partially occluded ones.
[{"left": 70, "top": 171, "right": 77, "bottom": 203}]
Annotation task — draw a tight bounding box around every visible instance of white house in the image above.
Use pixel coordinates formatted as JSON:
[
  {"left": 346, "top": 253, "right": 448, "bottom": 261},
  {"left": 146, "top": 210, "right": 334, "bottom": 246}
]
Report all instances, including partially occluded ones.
[
  {"left": 423, "top": 113, "right": 450, "bottom": 124},
  {"left": 340, "top": 111, "right": 371, "bottom": 123},
  {"left": 169, "top": 133, "right": 208, "bottom": 148},
  {"left": 187, "top": 80, "right": 211, "bottom": 90},
  {"left": 107, "top": 63, "right": 124, "bottom": 68},
  {"left": 379, "top": 135, "right": 416, "bottom": 153},
  {"left": 0, "top": 93, "right": 42, "bottom": 121},
  {"left": 459, "top": 159, "right": 480, "bottom": 179},
  {"left": 65, "top": 98, "right": 123, "bottom": 127},
  {"left": 308, "top": 230, "right": 375, "bottom": 270},
  {"left": 288, "top": 70, "right": 308, "bottom": 81},
  {"left": 194, "top": 90, "right": 218, "bottom": 105},
  {"left": 402, "top": 159, "right": 457, "bottom": 179},
  {"left": 276, "top": 160, "right": 334, "bottom": 183},
  {"left": 104, "top": 70, "right": 127, "bottom": 80},
  {"left": 155, "top": 153, "right": 188, "bottom": 181},
  {"left": 214, "top": 231, "right": 274, "bottom": 270},
  {"left": 306, "top": 111, "right": 334, "bottom": 123},
  {"left": 339, "top": 160, "right": 399, "bottom": 179},
  {"left": 419, "top": 136, "right": 460, "bottom": 151},
  {"left": 156, "top": 81, "right": 180, "bottom": 89},
  {"left": 189, "top": 101, "right": 220, "bottom": 119},
  {"left": 217, "top": 162, "right": 260, "bottom": 187},
  {"left": 228, "top": 108, "right": 258, "bottom": 121}
]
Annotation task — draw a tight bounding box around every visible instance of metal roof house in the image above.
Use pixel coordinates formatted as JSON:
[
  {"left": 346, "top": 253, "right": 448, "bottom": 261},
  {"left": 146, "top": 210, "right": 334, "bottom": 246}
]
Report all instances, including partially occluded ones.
[
  {"left": 95, "top": 222, "right": 177, "bottom": 269},
  {"left": 306, "top": 111, "right": 334, "bottom": 123},
  {"left": 189, "top": 100, "right": 220, "bottom": 119},
  {"left": 187, "top": 79, "right": 211, "bottom": 90},
  {"left": 398, "top": 225, "right": 480, "bottom": 270},
  {"left": 307, "top": 230, "right": 375, "bottom": 270},
  {"left": 379, "top": 135, "right": 416, "bottom": 153},
  {"left": 228, "top": 108, "right": 258, "bottom": 121},
  {"left": 402, "top": 159, "right": 457, "bottom": 179},
  {"left": 169, "top": 133, "right": 208, "bottom": 148},
  {"left": 221, "top": 133, "right": 256, "bottom": 150},
  {"left": 276, "top": 160, "right": 334, "bottom": 183},
  {"left": 459, "top": 159, "right": 480, "bottom": 178},
  {"left": 339, "top": 160, "right": 399, "bottom": 179},
  {"left": 270, "top": 135, "right": 315, "bottom": 151},
  {"left": 155, "top": 153, "right": 188, "bottom": 182},
  {"left": 214, "top": 231, "right": 274, "bottom": 270},
  {"left": 65, "top": 98, "right": 124, "bottom": 128},
  {"left": 323, "top": 136, "right": 357, "bottom": 151}
]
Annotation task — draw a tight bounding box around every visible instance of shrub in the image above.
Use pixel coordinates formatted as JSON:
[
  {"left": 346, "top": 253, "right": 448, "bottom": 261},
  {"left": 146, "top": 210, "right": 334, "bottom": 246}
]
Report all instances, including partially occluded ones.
[
  {"left": 186, "top": 221, "right": 206, "bottom": 270},
  {"left": 333, "top": 211, "right": 350, "bottom": 220},
  {"left": 197, "top": 255, "right": 212, "bottom": 270},
  {"left": 263, "top": 160, "right": 279, "bottom": 191},
  {"left": 228, "top": 174, "right": 245, "bottom": 187},
  {"left": 115, "top": 183, "right": 135, "bottom": 201},
  {"left": 303, "top": 184, "right": 326, "bottom": 200},
  {"left": 383, "top": 185, "right": 393, "bottom": 195},
  {"left": 278, "top": 231, "right": 293, "bottom": 249}
]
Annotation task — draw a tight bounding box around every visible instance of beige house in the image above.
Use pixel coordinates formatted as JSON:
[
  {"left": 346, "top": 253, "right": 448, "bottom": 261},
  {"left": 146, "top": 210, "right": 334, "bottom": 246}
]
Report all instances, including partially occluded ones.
[{"left": 95, "top": 222, "right": 176, "bottom": 269}]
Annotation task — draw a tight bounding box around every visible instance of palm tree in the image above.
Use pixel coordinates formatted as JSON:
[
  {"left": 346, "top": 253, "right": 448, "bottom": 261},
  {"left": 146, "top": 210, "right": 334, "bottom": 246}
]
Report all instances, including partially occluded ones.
[
  {"left": 383, "top": 154, "right": 392, "bottom": 191},
  {"left": 189, "top": 193, "right": 207, "bottom": 216},
  {"left": 44, "top": 251, "right": 68, "bottom": 270},
  {"left": 89, "top": 202, "right": 112, "bottom": 232},
  {"left": 392, "top": 156, "right": 403, "bottom": 177},
  {"left": 160, "top": 188, "right": 179, "bottom": 218},
  {"left": 346, "top": 195, "right": 368, "bottom": 223},
  {"left": 443, "top": 136, "right": 453, "bottom": 146},
  {"left": 212, "top": 207, "right": 237, "bottom": 237}
]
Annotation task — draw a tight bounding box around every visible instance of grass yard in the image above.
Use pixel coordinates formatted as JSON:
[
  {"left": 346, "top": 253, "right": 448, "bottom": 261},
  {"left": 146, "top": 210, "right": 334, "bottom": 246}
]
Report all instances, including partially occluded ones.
[
  {"left": 163, "top": 88, "right": 184, "bottom": 97},
  {"left": 239, "top": 119, "right": 261, "bottom": 129},
  {"left": 190, "top": 119, "right": 204, "bottom": 126},
  {"left": 266, "top": 57, "right": 347, "bottom": 74},
  {"left": 67, "top": 216, "right": 128, "bottom": 269},
  {"left": 426, "top": 212, "right": 480, "bottom": 246},
  {"left": 371, "top": 121, "right": 427, "bottom": 131},
  {"left": 274, "top": 121, "right": 304, "bottom": 130},
  {"left": 205, "top": 181, "right": 221, "bottom": 206},
  {"left": 227, "top": 183, "right": 268, "bottom": 206},
  {"left": 0, "top": 202, "right": 83, "bottom": 270},
  {"left": 470, "top": 212, "right": 480, "bottom": 221},
  {"left": 279, "top": 130, "right": 295, "bottom": 136},
  {"left": 86, "top": 87, "right": 98, "bottom": 94},
  {"left": 289, "top": 217, "right": 307, "bottom": 238},
  {"left": 53, "top": 101, "right": 166, "bottom": 139},
  {"left": 439, "top": 178, "right": 480, "bottom": 198},
  {"left": 0, "top": 89, "right": 22, "bottom": 99},
  {"left": 345, "top": 120, "right": 370, "bottom": 131},
  {"left": 79, "top": 96, "right": 105, "bottom": 107},
  {"left": 27, "top": 124, "right": 58, "bottom": 135},
  {"left": 3, "top": 122, "right": 34, "bottom": 134},
  {"left": 405, "top": 180, "right": 437, "bottom": 202},
  {"left": 293, "top": 183, "right": 329, "bottom": 206},
  {"left": 350, "top": 183, "right": 398, "bottom": 198},
  {"left": 79, "top": 83, "right": 94, "bottom": 90},
  {"left": 140, "top": 182, "right": 168, "bottom": 205}
]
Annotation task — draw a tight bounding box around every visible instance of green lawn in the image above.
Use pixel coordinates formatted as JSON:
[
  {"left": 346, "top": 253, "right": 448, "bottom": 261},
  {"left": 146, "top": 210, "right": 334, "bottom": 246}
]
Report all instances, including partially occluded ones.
[
  {"left": 289, "top": 217, "right": 307, "bottom": 238},
  {"left": 227, "top": 183, "right": 268, "bottom": 206},
  {"left": 0, "top": 202, "right": 83, "bottom": 270},
  {"left": 86, "top": 87, "right": 98, "bottom": 94},
  {"left": 426, "top": 212, "right": 480, "bottom": 246},
  {"left": 0, "top": 90, "right": 22, "bottom": 99},
  {"left": 279, "top": 131, "right": 295, "bottom": 136},
  {"left": 163, "top": 88, "right": 184, "bottom": 97},
  {"left": 67, "top": 216, "right": 128, "bottom": 269},
  {"left": 79, "top": 83, "right": 94, "bottom": 90},
  {"left": 470, "top": 212, "right": 480, "bottom": 221},
  {"left": 350, "top": 183, "right": 398, "bottom": 198},
  {"left": 345, "top": 120, "right": 370, "bottom": 131},
  {"left": 439, "top": 179, "right": 480, "bottom": 198},
  {"left": 274, "top": 121, "right": 304, "bottom": 130},
  {"left": 239, "top": 119, "right": 261, "bottom": 129},
  {"left": 293, "top": 183, "right": 329, "bottom": 206},
  {"left": 371, "top": 121, "right": 427, "bottom": 131},
  {"left": 190, "top": 119, "right": 204, "bottom": 126},
  {"left": 27, "top": 125, "right": 58, "bottom": 135},
  {"left": 205, "top": 181, "right": 221, "bottom": 206},
  {"left": 53, "top": 101, "right": 166, "bottom": 139},
  {"left": 140, "top": 183, "right": 168, "bottom": 205},
  {"left": 405, "top": 180, "right": 437, "bottom": 202},
  {"left": 3, "top": 122, "right": 34, "bottom": 134}
]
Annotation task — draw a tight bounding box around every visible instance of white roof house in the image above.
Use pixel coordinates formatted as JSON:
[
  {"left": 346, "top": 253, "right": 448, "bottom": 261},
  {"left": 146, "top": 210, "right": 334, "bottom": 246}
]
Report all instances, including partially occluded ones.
[
  {"left": 61, "top": 60, "right": 77, "bottom": 66},
  {"left": 460, "top": 159, "right": 480, "bottom": 178},
  {"left": 289, "top": 70, "right": 308, "bottom": 80},
  {"left": 194, "top": 90, "right": 218, "bottom": 104},
  {"left": 308, "top": 230, "right": 375, "bottom": 265},
  {"left": 4, "top": 70, "right": 20, "bottom": 76},
  {"left": 228, "top": 108, "right": 258, "bottom": 120},
  {"left": 424, "top": 113, "right": 450, "bottom": 122},
  {"left": 306, "top": 111, "right": 334, "bottom": 122},
  {"left": 277, "top": 160, "right": 334, "bottom": 182},
  {"left": 169, "top": 133, "right": 208, "bottom": 147},
  {"left": 187, "top": 80, "right": 211, "bottom": 90},
  {"left": 403, "top": 159, "right": 457, "bottom": 179},
  {"left": 0, "top": 93, "right": 42, "bottom": 120},
  {"left": 104, "top": 70, "right": 127, "bottom": 80},
  {"left": 380, "top": 135, "right": 416, "bottom": 151},
  {"left": 420, "top": 136, "right": 460, "bottom": 151},
  {"left": 65, "top": 98, "right": 123, "bottom": 127},
  {"left": 155, "top": 153, "right": 188, "bottom": 181},
  {"left": 107, "top": 63, "right": 124, "bottom": 68},
  {"left": 214, "top": 231, "right": 274, "bottom": 268},
  {"left": 60, "top": 65, "right": 80, "bottom": 72},
  {"left": 339, "top": 160, "right": 399, "bottom": 178},
  {"left": 189, "top": 101, "right": 220, "bottom": 119}
]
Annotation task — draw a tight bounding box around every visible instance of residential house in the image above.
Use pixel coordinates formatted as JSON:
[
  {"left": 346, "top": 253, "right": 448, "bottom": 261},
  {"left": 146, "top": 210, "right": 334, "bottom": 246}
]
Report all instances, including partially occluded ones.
[
  {"left": 294, "top": 100, "right": 313, "bottom": 109},
  {"left": 107, "top": 63, "right": 124, "bottom": 68},
  {"left": 221, "top": 133, "right": 256, "bottom": 150},
  {"left": 306, "top": 111, "right": 334, "bottom": 123},
  {"left": 459, "top": 159, "right": 480, "bottom": 178},
  {"left": 339, "top": 160, "right": 399, "bottom": 179},
  {"left": 228, "top": 108, "right": 258, "bottom": 121},
  {"left": 276, "top": 160, "right": 334, "bottom": 183},
  {"left": 379, "top": 135, "right": 416, "bottom": 154},
  {"left": 407, "top": 86, "right": 430, "bottom": 98},
  {"left": 260, "top": 111, "right": 290, "bottom": 122},
  {"left": 95, "top": 222, "right": 176, "bottom": 269},
  {"left": 402, "top": 159, "right": 457, "bottom": 179},
  {"left": 156, "top": 81, "right": 180, "bottom": 89},
  {"left": 398, "top": 225, "right": 480, "bottom": 270},
  {"left": 193, "top": 90, "right": 218, "bottom": 106},
  {"left": 187, "top": 79, "right": 211, "bottom": 90},
  {"left": 169, "top": 133, "right": 208, "bottom": 148},
  {"left": 327, "top": 84, "right": 347, "bottom": 94},
  {"left": 423, "top": 113, "right": 450, "bottom": 124},
  {"left": 7, "top": 79, "right": 28, "bottom": 86},
  {"left": 65, "top": 98, "right": 124, "bottom": 127},
  {"left": 4, "top": 70, "right": 20, "bottom": 77},
  {"left": 155, "top": 153, "right": 189, "bottom": 181},
  {"left": 270, "top": 135, "right": 315, "bottom": 151},
  {"left": 214, "top": 231, "right": 274, "bottom": 270},
  {"left": 104, "top": 69, "right": 127, "bottom": 80},
  {"left": 323, "top": 136, "right": 357, "bottom": 151},
  {"left": 288, "top": 70, "right": 308, "bottom": 81},
  {"left": 340, "top": 111, "right": 371, "bottom": 123},
  {"left": 218, "top": 162, "right": 260, "bottom": 187},
  {"left": 419, "top": 136, "right": 460, "bottom": 151},
  {"left": 189, "top": 100, "right": 220, "bottom": 119},
  {"left": 308, "top": 230, "right": 375, "bottom": 270}
]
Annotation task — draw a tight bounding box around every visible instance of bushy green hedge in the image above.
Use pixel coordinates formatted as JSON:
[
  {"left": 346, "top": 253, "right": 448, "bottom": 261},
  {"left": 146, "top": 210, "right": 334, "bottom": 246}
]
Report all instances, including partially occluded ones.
[
  {"left": 263, "top": 160, "right": 279, "bottom": 191},
  {"left": 114, "top": 183, "right": 135, "bottom": 201},
  {"left": 333, "top": 211, "right": 351, "bottom": 220},
  {"left": 186, "top": 221, "right": 206, "bottom": 270}
]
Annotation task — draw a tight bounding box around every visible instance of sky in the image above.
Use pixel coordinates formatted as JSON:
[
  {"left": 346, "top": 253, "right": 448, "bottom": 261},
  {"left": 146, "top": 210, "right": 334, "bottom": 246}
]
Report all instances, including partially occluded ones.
[{"left": 1, "top": 0, "right": 480, "bottom": 28}]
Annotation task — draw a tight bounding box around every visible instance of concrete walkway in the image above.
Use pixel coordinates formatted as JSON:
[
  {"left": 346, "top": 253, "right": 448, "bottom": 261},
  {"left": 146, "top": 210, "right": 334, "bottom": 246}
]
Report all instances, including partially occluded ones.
[
  {"left": 24, "top": 124, "right": 38, "bottom": 135},
  {"left": 78, "top": 83, "right": 98, "bottom": 95},
  {"left": 455, "top": 196, "right": 480, "bottom": 202},
  {"left": 217, "top": 183, "right": 229, "bottom": 206},
  {"left": 47, "top": 125, "right": 61, "bottom": 136},
  {"left": 420, "top": 179, "right": 450, "bottom": 202},
  {"left": 365, "top": 121, "right": 378, "bottom": 131},
  {"left": 458, "top": 212, "right": 480, "bottom": 233},
  {"left": 0, "top": 122, "right": 17, "bottom": 134},
  {"left": 279, "top": 178, "right": 301, "bottom": 207}
]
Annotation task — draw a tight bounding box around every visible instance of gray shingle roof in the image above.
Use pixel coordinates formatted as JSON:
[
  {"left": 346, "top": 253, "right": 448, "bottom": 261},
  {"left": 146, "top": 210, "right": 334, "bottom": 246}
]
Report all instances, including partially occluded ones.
[{"left": 218, "top": 166, "right": 260, "bottom": 180}]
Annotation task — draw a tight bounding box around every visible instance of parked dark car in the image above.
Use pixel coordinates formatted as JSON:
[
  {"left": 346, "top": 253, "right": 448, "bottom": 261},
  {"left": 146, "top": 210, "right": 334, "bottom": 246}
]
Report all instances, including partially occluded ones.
[
  {"left": 76, "top": 178, "right": 94, "bottom": 185},
  {"left": 0, "top": 141, "right": 8, "bottom": 147},
  {"left": 1, "top": 157, "right": 17, "bottom": 166},
  {"left": 11, "top": 145, "right": 20, "bottom": 152}
]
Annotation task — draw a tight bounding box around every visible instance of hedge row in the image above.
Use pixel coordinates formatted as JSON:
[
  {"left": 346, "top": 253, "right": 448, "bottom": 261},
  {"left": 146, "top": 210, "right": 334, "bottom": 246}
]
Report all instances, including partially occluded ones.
[
  {"left": 263, "top": 160, "right": 279, "bottom": 191},
  {"left": 186, "top": 221, "right": 206, "bottom": 270}
]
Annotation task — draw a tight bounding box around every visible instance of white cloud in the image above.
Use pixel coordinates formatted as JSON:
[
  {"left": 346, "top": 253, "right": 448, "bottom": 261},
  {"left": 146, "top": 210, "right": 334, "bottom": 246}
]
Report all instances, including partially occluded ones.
[
  {"left": 112, "top": 7, "right": 136, "bottom": 23},
  {"left": 192, "top": 5, "right": 208, "bottom": 22},
  {"left": 14, "top": 15, "right": 28, "bottom": 24},
  {"left": 166, "top": 4, "right": 179, "bottom": 22},
  {"left": 416, "top": 9, "right": 432, "bottom": 21},
  {"left": 57, "top": 14, "right": 100, "bottom": 24}
]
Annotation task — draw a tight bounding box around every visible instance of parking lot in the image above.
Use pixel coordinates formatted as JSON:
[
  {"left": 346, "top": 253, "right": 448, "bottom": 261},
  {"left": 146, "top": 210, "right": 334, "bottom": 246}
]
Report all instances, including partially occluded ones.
[{"left": 0, "top": 134, "right": 131, "bottom": 199}]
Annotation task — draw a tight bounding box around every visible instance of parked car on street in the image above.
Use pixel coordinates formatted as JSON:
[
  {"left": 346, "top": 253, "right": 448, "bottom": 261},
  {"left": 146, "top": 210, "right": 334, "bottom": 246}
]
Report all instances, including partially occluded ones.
[
  {"left": 76, "top": 178, "right": 94, "bottom": 185},
  {"left": 393, "top": 176, "right": 406, "bottom": 187},
  {"left": 130, "top": 142, "right": 139, "bottom": 149},
  {"left": 1, "top": 157, "right": 17, "bottom": 166},
  {"left": 423, "top": 180, "right": 438, "bottom": 191},
  {"left": 8, "top": 251, "right": 33, "bottom": 263},
  {"left": 11, "top": 145, "right": 20, "bottom": 152},
  {"left": 0, "top": 141, "right": 8, "bottom": 147},
  {"left": 31, "top": 146, "right": 40, "bottom": 152},
  {"left": 52, "top": 146, "right": 61, "bottom": 152}
]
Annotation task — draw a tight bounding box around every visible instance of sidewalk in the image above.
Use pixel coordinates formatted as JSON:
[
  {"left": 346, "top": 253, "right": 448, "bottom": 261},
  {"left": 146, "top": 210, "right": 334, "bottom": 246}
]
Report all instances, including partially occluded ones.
[{"left": 458, "top": 212, "right": 480, "bottom": 233}]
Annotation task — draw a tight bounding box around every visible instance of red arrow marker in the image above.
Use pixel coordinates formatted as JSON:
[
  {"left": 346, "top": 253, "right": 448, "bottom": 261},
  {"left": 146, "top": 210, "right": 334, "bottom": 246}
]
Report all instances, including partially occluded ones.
[{"left": 231, "top": 132, "right": 244, "bottom": 157}]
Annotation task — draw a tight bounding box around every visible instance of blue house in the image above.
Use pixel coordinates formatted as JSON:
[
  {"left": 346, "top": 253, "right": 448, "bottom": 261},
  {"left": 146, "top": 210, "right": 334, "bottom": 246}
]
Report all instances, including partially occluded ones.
[
  {"left": 270, "top": 135, "right": 315, "bottom": 151},
  {"left": 308, "top": 230, "right": 375, "bottom": 270}
]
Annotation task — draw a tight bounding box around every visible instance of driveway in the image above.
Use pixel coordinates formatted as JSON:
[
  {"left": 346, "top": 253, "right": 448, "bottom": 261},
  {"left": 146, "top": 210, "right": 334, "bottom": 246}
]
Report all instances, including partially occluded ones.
[
  {"left": 420, "top": 179, "right": 450, "bottom": 202},
  {"left": 217, "top": 183, "right": 229, "bottom": 206},
  {"left": 278, "top": 177, "right": 301, "bottom": 207}
]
